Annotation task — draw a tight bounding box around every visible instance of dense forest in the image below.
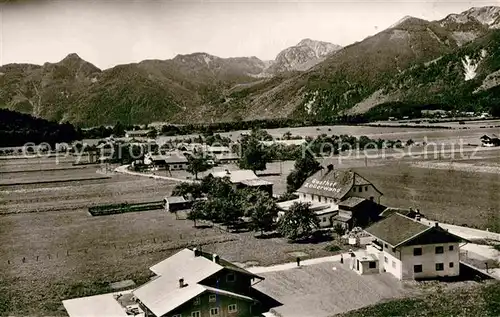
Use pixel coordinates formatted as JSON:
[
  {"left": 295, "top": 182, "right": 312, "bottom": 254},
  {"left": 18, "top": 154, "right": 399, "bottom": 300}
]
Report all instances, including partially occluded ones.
[{"left": 0, "top": 109, "right": 82, "bottom": 147}]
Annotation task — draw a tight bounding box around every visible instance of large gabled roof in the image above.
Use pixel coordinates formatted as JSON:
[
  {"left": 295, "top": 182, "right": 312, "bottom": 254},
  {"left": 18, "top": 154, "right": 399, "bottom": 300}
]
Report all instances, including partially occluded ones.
[
  {"left": 133, "top": 248, "right": 262, "bottom": 317},
  {"left": 365, "top": 213, "right": 466, "bottom": 247},
  {"left": 365, "top": 213, "right": 431, "bottom": 247},
  {"left": 298, "top": 169, "right": 380, "bottom": 200}
]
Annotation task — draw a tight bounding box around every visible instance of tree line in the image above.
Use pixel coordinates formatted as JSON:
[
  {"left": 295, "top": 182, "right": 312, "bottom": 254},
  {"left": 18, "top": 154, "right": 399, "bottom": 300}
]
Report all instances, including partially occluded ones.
[{"left": 0, "top": 109, "right": 81, "bottom": 147}]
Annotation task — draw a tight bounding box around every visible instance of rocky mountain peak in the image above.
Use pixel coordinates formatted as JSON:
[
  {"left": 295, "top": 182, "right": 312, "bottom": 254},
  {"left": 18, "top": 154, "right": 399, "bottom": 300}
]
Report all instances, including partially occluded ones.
[
  {"left": 464, "top": 6, "right": 500, "bottom": 25},
  {"left": 62, "top": 53, "right": 83, "bottom": 62},
  {"left": 266, "top": 38, "right": 342, "bottom": 73}
]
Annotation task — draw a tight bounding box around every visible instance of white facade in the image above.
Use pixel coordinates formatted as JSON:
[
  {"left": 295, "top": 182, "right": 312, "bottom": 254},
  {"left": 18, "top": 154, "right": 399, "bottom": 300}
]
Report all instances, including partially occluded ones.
[
  {"left": 297, "top": 192, "right": 340, "bottom": 208},
  {"left": 399, "top": 242, "right": 460, "bottom": 280},
  {"left": 381, "top": 249, "right": 403, "bottom": 280},
  {"left": 347, "top": 185, "right": 382, "bottom": 204},
  {"left": 316, "top": 211, "right": 337, "bottom": 228},
  {"left": 377, "top": 241, "right": 461, "bottom": 280},
  {"left": 297, "top": 184, "right": 381, "bottom": 206}
]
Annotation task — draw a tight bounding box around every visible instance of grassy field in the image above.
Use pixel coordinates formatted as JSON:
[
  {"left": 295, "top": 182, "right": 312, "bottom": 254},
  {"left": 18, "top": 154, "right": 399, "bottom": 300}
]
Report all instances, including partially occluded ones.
[
  {"left": 352, "top": 161, "right": 500, "bottom": 232},
  {"left": 0, "top": 157, "right": 340, "bottom": 316},
  {"left": 338, "top": 280, "right": 500, "bottom": 317}
]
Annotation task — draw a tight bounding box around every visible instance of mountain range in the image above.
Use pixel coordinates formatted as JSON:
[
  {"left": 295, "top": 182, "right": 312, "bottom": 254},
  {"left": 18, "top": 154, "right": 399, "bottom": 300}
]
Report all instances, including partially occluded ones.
[{"left": 1, "top": 6, "right": 500, "bottom": 126}]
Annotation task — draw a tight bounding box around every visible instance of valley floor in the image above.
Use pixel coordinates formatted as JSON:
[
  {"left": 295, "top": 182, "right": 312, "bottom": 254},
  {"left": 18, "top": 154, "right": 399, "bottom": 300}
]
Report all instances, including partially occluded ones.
[{"left": 2, "top": 124, "right": 500, "bottom": 315}]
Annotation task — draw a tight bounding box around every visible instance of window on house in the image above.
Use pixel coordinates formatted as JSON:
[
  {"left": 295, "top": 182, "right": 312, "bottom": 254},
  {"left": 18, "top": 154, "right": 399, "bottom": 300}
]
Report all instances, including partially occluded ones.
[
  {"left": 435, "top": 246, "right": 444, "bottom": 254},
  {"left": 436, "top": 263, "right": 444, "bottom": 271},
  {"left": 312, "top": 194, "right": 315, "bottom": 201},
  {"left": 365, "top": 186, "right": 368, "bottom": 191},
  {"left": 228, "top": 304, "right": 238, "bottom": 313},
  {"left": 210, "top": 307, "right": 220, "bottom": 316},
  {"left": 392, "top": 260, "right": 396, "bottom": 268},
  {"left": 209, "top": 294, "right": 217, "bottom": 303},
  {"left": 323, "top": 217, "right": 327, "bottom": 222},
  {"left": 413, "top": 248, "right": 422, "bottom": 256},
  {"left": 353, "top": 187, "right": 356, "bottom": 192},
  {"left": 302, "top": 193, "right": 305, "bottom": 199},
  {"left": 193, "top": 297, "right": 200, "bottom": 305},
  {"left": 226, "top": 273, "right": 236, "bottom": 282},
  {"left": 369, "top": 261, "right": 376, "bottom": 269},
  {"left": 449, "top": 245, "right": 454, "bottom": 251},
  {"left": 384, "top": 256, "right": 388, "bottom": 263},
  {"left": 449, "top": 262, "right": 454, "bottom": 268},
  {"left": 414, "top": 265, "right": 423, "bottom": 273},
  {"left": 191, "top": 311, "right": 201, "bottom": 317}
]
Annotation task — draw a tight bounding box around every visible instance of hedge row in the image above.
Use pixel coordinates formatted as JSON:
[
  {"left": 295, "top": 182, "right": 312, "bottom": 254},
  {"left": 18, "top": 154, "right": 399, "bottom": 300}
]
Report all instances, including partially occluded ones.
[{"left": 89, "top": 201, "right": 164, "bottom": 216}]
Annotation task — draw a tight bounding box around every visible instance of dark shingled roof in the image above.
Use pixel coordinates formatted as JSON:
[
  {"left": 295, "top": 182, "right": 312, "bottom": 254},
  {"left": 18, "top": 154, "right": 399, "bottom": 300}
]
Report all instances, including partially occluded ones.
[
  {"left": 298, "top": 170, "right": 375, "bottom": 200},
  {"left": 365, "top": 213, "right": 430, "bottom": 247},
  {"left": 339, "top": 197, "right": 367, "bottom": 208}
]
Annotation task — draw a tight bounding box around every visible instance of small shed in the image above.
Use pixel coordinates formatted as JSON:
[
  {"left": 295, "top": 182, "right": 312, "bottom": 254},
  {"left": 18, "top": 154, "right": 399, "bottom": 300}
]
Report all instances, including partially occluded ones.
[
  {"left": 164, "top": 196, "right": 193, "bottom": 212},
  {"left": 351, "top": 251, "right": 379, "bottom": 275}
]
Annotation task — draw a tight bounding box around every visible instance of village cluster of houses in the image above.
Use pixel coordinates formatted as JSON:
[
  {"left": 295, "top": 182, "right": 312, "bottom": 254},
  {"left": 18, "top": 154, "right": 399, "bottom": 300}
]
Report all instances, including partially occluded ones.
[
  {"left": 143, "top": 144, "right": 239, "bottom": 171},
  {"left": 64, "top": 155, "right": 474, "bottom": 316},
  {"left": 63, "top": 212, "right": 468, "bottom": 317}
]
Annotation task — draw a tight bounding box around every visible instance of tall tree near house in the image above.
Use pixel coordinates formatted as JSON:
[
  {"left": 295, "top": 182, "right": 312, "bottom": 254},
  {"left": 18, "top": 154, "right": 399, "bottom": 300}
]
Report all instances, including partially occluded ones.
[
  {"left": 244, "top": 190, "right": 279, "bottom": 236},
  {"left": 207, "top": 176, "right": 234, "bottom": 198},
  {"left": 147, "top": 127, "right": 158, "bottom": 139},
  {"left": 277, "top": 202, "right": 319, "bottom": 241},
  {"left": 188, "top": 201, "right": 207, "bottom": 227},
  {"left": 112, "top": 121, "right": 126, "bottom": 137},
  {"left": 186, "top": 155, "right": 210, "bottom": 180},
  {"left": 172, "top": 182, "right": 203, "bottom": 199},
  {"left": 238, "top": 134, "right": 268, "bottom": 173},
  {"left": 286, "top": 151, "right": 322, "bottom": 192},
  {"left": 333, "top": 223, "right": 346, "bottom": 238}
]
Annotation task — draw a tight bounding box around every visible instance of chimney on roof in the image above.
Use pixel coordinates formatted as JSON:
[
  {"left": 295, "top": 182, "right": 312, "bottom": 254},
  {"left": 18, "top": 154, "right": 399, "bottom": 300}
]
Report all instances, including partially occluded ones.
[
  {"left": 435, "top": 222, "right": 439, "bottom": 227},
  {"left": 193, "top": 248, "right": 200, "bottom": 257},
  {"left": 179, "top": 278, "right": 185, "bottom": 288},
  {"left": 225, "top": 169, "right": 230, "bottom": 175},
  {"left": 212, "top": 253, "right": 220, "bottom": 264}
]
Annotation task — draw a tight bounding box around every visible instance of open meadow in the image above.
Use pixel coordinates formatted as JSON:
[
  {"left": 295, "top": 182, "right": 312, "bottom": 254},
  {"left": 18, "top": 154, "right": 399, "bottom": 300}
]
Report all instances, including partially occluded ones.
[
  {"left": 0, "top": 156, "right": 338, "bottom": 316},
  {"left": 2, "top": 124, "right": 500, "bottom": 315}
]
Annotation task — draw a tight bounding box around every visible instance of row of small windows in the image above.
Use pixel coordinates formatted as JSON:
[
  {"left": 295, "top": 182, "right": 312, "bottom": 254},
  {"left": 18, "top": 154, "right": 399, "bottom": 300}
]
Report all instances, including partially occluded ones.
[
  {"left": 170, "top": 164, "right": 186, "bottom": 169},
  {"left": 305, "top": 194, "right": 335, "bottom": 204},
  {"left": 414, "top": 262, "right": 454, "bottom": 273},
  {"left": 353, "top": 186, "right": 369, "bottom": 192},
  {"left": 171, "top": 304, "right": 237, "bottom": 317},
  {"left": 413, "top": 245, "right": 454, "bottom": 256}
]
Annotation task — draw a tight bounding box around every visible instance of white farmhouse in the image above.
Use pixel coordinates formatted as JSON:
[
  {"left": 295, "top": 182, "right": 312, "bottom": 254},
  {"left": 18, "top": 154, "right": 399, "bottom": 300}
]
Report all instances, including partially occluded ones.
[{"left": 361, "top": 212, "right": 468, "bottom": 280}]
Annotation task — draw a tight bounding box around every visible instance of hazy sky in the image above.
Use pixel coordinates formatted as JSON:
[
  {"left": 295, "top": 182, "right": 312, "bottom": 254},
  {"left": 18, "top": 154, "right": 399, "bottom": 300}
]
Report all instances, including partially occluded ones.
[{"left": 1, "top": 0, "right": 500, "bottom": 69}]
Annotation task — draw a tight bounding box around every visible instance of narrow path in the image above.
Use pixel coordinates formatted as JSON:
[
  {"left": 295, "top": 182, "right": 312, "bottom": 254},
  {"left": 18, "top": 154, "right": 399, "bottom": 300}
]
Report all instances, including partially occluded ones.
[
  {"left": 114, "top": 165, "right": 198, "bottom": 183},
  {"left": 420, "top": 218, "right": 500, "bottom": 241},
  {"left": 247, "top": 254, "right": 344, "bottom": 274}
]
